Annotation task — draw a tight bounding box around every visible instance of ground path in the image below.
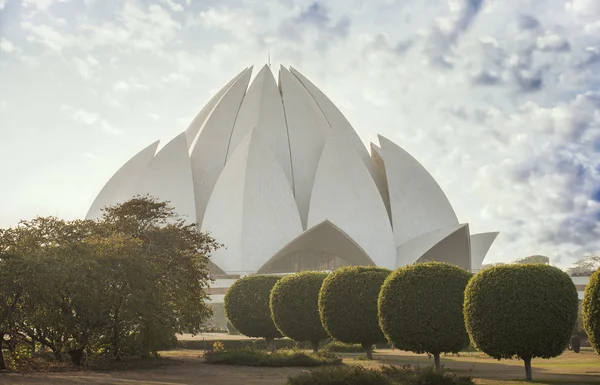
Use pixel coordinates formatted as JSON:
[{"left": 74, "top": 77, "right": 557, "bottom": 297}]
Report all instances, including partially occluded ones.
[{"left": 2, "top": 337, "right": 599, "bottom": 385}]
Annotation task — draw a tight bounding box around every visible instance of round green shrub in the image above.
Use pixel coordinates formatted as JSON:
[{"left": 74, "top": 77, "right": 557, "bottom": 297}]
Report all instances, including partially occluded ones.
[
  {"left": 270, "top": 271, "right": 329, "bottom": 351},
  {"left": 318, "top": 266, "right": 391, "bottom": 359},
  {"left": 378, "top": 262, "right": 472, "bottom": 370},
  {"left": 464, "top": 264, "right": 578, "bottom": 381},
  {"left": 582, "top": 268, "right": 600, "bottom": 354},
  {"left": 286, "top": 365, "right": 393, "bottom": 385},
  {"left": 224, "top": 275, "right": 283, "bottom": 346}
]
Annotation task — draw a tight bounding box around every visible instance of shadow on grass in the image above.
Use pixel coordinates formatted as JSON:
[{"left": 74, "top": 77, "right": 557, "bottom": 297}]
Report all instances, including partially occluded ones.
[
  {"left": 0, "top": 354, "right": 183, "bottom": 374},
  {"left": 344, "top": 349, "right": 600, "bottom": 384}
]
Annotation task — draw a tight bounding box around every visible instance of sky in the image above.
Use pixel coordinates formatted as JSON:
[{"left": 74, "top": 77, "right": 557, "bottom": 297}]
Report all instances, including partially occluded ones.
[{"left": 1, "top": 0, "right": 599, "bottom": 267}]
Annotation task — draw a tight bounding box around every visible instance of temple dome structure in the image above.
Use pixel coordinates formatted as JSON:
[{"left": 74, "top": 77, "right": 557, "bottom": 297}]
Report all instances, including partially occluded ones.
[{"left": 87, "top": 64, "right": 498, "bottom": 280}]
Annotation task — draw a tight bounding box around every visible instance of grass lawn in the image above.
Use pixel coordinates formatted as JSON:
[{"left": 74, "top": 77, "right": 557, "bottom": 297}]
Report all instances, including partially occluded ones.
[
  {"left": 351, "top": 348, "right": 600, "bottom": 384},
  {"left": 1, "top": 348, "right": 598, "bottom": 384}
]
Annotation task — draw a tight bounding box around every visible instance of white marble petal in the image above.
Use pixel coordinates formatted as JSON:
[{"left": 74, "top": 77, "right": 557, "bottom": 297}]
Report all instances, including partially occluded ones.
[
  {"left": 278, "top": 66, "right": 332, "bottom": 228},
  {"left": 190, "top": 67, "right": 253, "bottom": 228},
  {"left": 132, "top": 133, "right": 196, "bottom": 224},
  {"left": 184, "top": 68, "right": 247, "bottom": 148},
  {"left": 470, "top": 232, "right": 499, "bottom": 271},
  {"left": 290, "top": 67, "right": 387, "bottom": 202},
  {"left": 226, "top": 65, "right": 293, "bottom": 187},
  {"left": 256, "top": 220, "right": 375, "bottom": 273},
  {"left": 396, "top": 224, "right": 471, "bottom": 270},
  {"left": 86, "top": 141, "right": 159, "bottom": 220},
  {"left": 308, "top": 134, "right": 396, "bottom": 269},
  {"left": 370, "top": 143, "right": 392, "bottom": 223},
  {"left": 378, "top": 135, "right": 459, "bottom": 247},
  {"left": 201, "top": 130, "right": 303, "bottom": 274}
]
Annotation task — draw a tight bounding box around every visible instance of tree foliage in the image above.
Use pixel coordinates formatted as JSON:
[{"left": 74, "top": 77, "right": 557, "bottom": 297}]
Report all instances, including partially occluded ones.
[
  {"left": 515, "top": 255, "right": 550, "bottom": 265},
  {"left": 378, "top": 262, "right": 471, "bottom": 370},
  {"left": 582, "top": 268, "right": 600, "bottom": 354},
  {"left": 569, "top": 256, "right": 600, "bottom": 277},
  {"left": 0, "top": 196, "right": 220, "bottom": 367},
  {"left": 224, "top": 275, "right": 283, "bottom": 347},
  {"left": 270, "top": 271, "right": 329, "bottom": 351},
  {"left": 464, "top": 264, "right": 578, "bottom": 380},
  {"left": 318, "top": 266, "right": 391, "bottom": 359}
]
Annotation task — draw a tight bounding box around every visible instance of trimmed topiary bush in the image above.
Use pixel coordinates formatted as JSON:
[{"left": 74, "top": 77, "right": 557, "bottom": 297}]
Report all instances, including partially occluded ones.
[
  {"left": 379, "top": 262, "right": 472, "bottom": 371},
  {"left": 224, "top": 275, "right": 282, "bottom": 349},
  {"left": 582, "top": 268, "right": 600, "bottom": 355},
  {"left": 286, "top": 365, "right": 393, "bottom": 385},
  {"left": 464, "top": 264, "right": 578, "bottom": 381},
  {"left": 178, "top": 338, "right": 310, "bottom": 351},
  {"left": 322, "top": 341, "right": 364, "bottom": 353},
  {"left": 285, "top": 364, "right": 475, "bottom": 385},
  {"left": 318, "top": 266, "right": 391, "bottom": 359},
  {"left": 204, "top": 348, "right": 341, "bottom": 367},
  {"left": 270, "top": 271, "right": 329, "bottom": 352}
]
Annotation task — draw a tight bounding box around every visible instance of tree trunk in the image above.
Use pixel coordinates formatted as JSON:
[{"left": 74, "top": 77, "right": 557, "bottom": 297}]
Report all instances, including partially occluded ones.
[
  {"left": 311, "top": 340, "right": 320, "bottom": 353},
  {"left": 53, "top": 349, "right": 63, "bottom": 361},
  {"left": 266, "top": 338, "right": 275, "bottom": 352},
  {"left": 0, "top": 344, "right": 6, "bottom": 370},
  {"left": 524, "top": 356, "right": 533, "bottom": 381},
  {"left": 361, "top": 342, "right": 373, "bottom": 360},
  {"left": 112, "top": 326, "right": 121, "bottom": 361},
  {"left": 68, "top": 348, "right": 84, "bottom": 367},
  {"left": 434, "top": 353, "right": 441, "bottom": 372},
  {"left": 112, "top": 310, "right": 121, "bottom": 360}
]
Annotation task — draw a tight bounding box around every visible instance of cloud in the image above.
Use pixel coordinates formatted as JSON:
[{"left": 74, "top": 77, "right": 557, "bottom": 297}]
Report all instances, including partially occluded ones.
[
  {"left": 537, "top": 33, "right": 571, "bottom": 52},
  {"left": 161, "top": 72, "right": 191, "bottom": 86},
  {"left": 278, "top": 2, "right": 351, "bottom": 50},
  {"left": 425, "top": 0, "right": 485, "bottom": 67},
  {"left": 471, "top": 69, "right": 502, "bottom": 85},
  {"left": 160, "top": 0, "right": 183, "bottom": 12},
  {"left": 20, "top": 2, "right": 181, "bottom": 54},
  {"left": 293, "top": 2, "right": 350, "bottom": 39},
  {"left": 62, "top": 105, "right": 125, "bottom": 136},
  {"left": 113, "top": 78, "right": 150, "bottom": 92},
  {"left": 192, "top": 6, "right": 268, "bottom": 46},
  {"left": 517, "top": 15, "right": 540, "bottom": 30},
  {"left": 568, "top": 0, "right": 600, "bottom": 18},
  {"left": 21, "top": 22, "right": 71, "bottom": 51},
  {"left": 72, "top": 55, "right": 99, "bottom": 80},
  {"left": 62, "top": 105, "right": 99, "bottom": 125},
  {"left": 71, "top": 109, "right": 99, "bottom": 125},
  {"left": 21, "top": 0, "right": 69, "bottom": 11},
  {"left": 0, "top": 38, "right": 22, "bottom": 54},
  {"left": 101, "top": 121, "right": 123, "bottom": 135},
  {"left": 113, "top": 81, "right": 130, "bottom": 92}
]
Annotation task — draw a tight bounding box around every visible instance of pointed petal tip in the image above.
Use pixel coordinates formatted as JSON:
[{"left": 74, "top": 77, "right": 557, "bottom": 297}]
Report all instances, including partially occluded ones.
[{"left": 150, "top": 140, "right": 160, "bottom": 152}]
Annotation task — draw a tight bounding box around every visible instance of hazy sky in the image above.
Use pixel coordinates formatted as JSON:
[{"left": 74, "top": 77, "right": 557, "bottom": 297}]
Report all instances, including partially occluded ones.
[{"left": 1, "top": 0, "right": 599, "bottom": 267}]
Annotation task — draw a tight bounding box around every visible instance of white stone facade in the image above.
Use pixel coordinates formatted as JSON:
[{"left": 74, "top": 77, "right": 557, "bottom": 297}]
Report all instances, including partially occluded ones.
[{"left": 87, "top": 64, "right": 498, "bottom": 293}]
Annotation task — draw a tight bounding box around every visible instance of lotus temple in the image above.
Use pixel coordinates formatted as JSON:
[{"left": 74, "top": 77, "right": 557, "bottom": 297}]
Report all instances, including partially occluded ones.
[{"left": 86, "top": 64, "right": 498, "bottom": 325}]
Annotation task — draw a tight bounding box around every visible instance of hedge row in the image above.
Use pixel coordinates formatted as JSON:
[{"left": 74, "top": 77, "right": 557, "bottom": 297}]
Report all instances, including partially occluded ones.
[{"left": 179, "top": 338, "right": 391, "bottom": 352}]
